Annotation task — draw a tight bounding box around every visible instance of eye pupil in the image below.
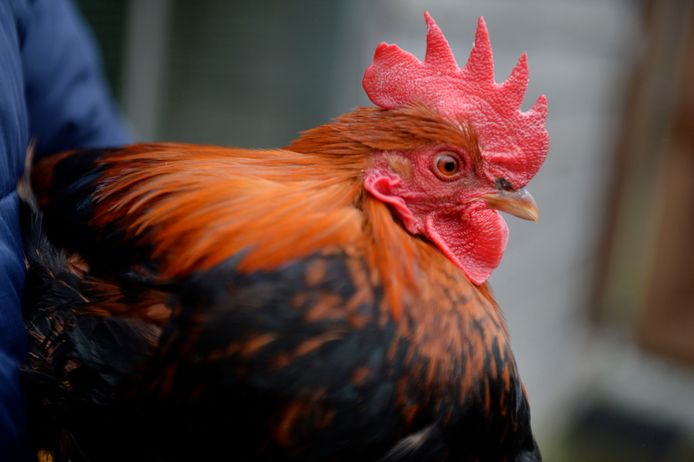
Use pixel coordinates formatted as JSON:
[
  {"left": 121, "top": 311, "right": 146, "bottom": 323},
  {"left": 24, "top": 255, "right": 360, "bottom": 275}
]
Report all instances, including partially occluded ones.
[{"left": 444, "top": 161, "right": 455, "bottom": 172}]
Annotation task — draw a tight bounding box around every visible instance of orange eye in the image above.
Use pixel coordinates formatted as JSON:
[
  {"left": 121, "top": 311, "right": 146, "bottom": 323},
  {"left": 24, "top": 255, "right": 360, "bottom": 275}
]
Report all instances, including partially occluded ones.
[{"left": 434, "top": 153, "right": 461, "bottom": 178}]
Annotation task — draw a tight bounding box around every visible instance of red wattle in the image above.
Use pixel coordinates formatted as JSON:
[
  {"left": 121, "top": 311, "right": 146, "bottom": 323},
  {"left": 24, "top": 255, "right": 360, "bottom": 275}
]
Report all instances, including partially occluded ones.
[{"left": 424, "top": 203, "right": 508, "bottom": 284}]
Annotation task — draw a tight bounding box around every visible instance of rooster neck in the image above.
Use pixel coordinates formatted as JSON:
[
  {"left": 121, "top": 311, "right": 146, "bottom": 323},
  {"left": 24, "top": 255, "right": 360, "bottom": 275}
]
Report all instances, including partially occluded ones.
[
  {"left": 360, "top": 195, "right": 515, "bottom": 417},
  {"left": 359, "top": 194, "right": 503, "bottom": 322}
]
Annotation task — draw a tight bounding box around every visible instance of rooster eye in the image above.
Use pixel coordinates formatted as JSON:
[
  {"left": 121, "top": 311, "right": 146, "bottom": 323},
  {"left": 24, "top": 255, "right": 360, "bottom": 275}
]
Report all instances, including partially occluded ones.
[{"left": 434, "top": 153, "right": 461, "bottom": 179}]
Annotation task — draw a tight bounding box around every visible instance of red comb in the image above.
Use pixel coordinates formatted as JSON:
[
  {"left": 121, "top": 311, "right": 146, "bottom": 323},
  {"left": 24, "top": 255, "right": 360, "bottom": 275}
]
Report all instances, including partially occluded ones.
[{"left": 363, "top": 12, "right": 549, "bottom": 187}]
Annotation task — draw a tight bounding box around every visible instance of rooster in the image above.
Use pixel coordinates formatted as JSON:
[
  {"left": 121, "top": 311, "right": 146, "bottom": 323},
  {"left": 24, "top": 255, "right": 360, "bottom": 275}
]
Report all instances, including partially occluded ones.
[{"left": 20, "top": 13, "right": 548, "bottom": 462}]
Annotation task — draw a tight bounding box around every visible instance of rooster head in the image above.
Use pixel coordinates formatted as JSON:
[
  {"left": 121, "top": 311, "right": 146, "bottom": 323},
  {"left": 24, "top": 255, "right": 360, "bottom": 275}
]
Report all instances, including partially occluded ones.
[{"left": 361, "top": 12, "right": 549, "bottom": 284}]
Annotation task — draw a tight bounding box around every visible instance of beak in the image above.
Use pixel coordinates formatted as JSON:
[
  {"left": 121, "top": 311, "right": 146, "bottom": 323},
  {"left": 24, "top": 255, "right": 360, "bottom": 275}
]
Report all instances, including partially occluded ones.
[{"left": 482, "top": 188, "right": 539, "bottom": 221}]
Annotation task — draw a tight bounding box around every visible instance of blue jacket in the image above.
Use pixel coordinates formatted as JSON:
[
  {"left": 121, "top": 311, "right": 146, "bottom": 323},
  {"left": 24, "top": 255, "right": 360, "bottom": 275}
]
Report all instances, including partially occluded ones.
[{"left": 0, "top": 1, "right": 129, "bottom": 459}]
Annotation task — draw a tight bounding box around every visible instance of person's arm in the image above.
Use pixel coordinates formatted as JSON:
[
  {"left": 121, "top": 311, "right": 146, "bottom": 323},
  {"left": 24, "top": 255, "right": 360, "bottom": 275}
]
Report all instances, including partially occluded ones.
[
  {"left": 0, "top": 1, "right": 130, "bottom": 460},
  {"left": 21, "top": 0, "right": 131, "bottom": 156}
]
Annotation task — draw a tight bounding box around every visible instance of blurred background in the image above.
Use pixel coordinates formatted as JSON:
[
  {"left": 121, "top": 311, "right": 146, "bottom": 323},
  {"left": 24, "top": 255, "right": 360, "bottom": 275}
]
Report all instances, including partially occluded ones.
[{"left": 74, "top": 0, "right": 694, "bottom": 460}]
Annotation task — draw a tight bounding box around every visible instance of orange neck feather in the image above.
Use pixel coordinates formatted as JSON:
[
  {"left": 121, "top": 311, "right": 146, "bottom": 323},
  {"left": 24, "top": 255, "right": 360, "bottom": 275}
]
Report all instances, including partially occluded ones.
[{"left": 91, "top": 106, "right": 488, "bottom": 320}]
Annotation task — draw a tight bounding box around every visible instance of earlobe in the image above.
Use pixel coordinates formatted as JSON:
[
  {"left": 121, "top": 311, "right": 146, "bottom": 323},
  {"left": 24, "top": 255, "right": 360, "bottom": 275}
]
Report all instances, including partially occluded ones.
[{"left": 363, "top": 171, "right": 421, "bottom": 233}]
